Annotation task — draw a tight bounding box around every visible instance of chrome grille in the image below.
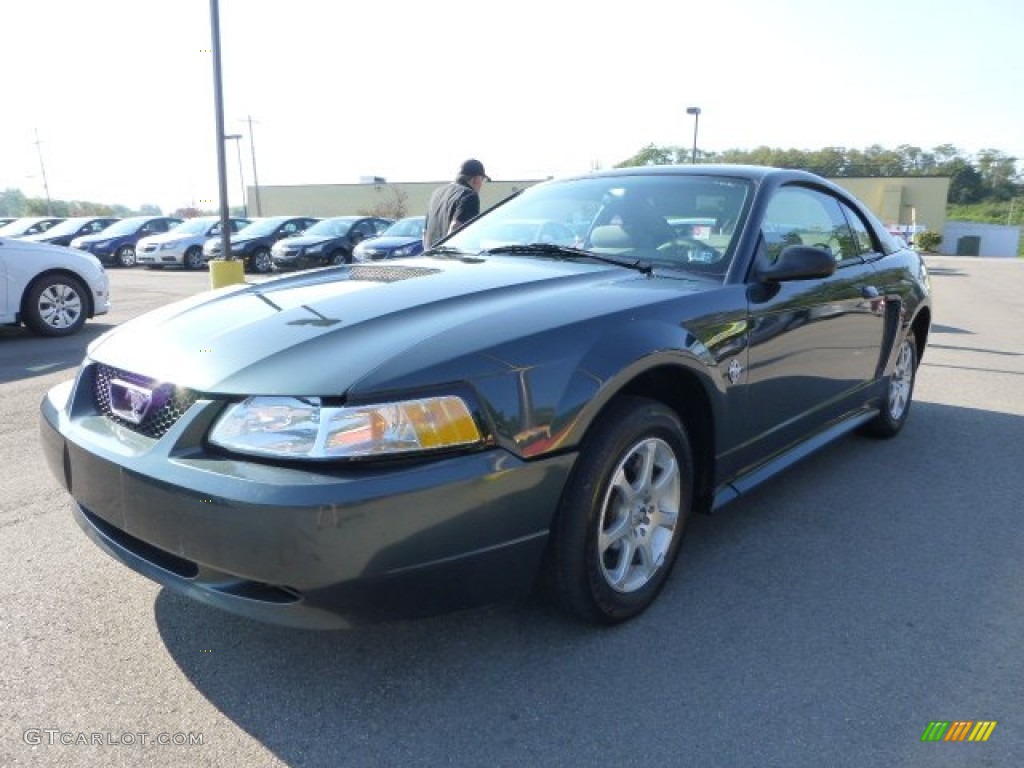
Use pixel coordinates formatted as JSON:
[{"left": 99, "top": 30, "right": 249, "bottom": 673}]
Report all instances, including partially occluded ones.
[
  {"left": 93, "top": 364, "right": 199, "bottom": 439},
  {"left": 348, "top": 265, "right": 439, "bottom": 283}
]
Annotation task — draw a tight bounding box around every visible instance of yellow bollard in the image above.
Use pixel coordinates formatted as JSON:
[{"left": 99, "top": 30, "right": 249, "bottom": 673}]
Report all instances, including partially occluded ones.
[{"left": 208, "top": 259, "right": 246, "bottom": 289}]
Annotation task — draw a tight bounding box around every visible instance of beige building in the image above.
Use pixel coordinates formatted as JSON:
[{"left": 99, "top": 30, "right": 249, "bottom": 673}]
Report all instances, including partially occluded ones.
[
  {"left": 250, "top": 180, "right": 540, "bottom": 220},
  {"left": 250, "top": 173, "right": 950, "bottom": 236}
]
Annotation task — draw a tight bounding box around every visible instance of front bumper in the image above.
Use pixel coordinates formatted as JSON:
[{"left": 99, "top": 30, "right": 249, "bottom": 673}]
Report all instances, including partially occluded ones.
[
  {"left": 39, "top": 374, "right": 574, "bottom": 629},
  {"left": 137, "top": 244, "right": 185, "bottom": 264},
  {"left": 271, "top": 253, "right": 325, "bottom": 271}
]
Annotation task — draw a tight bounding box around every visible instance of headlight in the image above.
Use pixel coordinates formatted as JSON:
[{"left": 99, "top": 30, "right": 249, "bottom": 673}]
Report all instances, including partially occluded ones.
[
  {"left": 209, "top": 395, "right": 482, "bottom": 459},
  {"left": 305, "top": 243, "right": 323, "bottom": 254},
  {"left": 230, "top": 242, "right": 248, "bottom": 253},
  {"left": 160, "top": 242, "right": 179, "bottom": 250},
  {"left": 393, "top": 243, "right": 417, "bottom": 257}
]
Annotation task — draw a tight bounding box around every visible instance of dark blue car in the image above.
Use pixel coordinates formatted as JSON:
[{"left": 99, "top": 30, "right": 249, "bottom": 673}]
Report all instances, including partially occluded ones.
[
  {"left": 352, "top": 215, "right": 425, "bottom": 261},
  {"left": 70, "top": 216, "right": 183, "bottom": 267}
]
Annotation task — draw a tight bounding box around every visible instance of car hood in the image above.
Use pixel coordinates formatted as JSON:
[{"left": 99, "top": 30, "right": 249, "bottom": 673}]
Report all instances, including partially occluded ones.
[
  {"left": 139, "top": 231, "right": 193, "bottom": 246},
  {"left": 87, "top": 256, "right": 704, "bottom": 396},
  {"left": 360, "top": 236, "right": 419, "bottom": 249},
  {"left": 275, "top": 234, "right": 335, "bottom": 248},
  {"left": 75, "top": 232, "right": 126, "bottom": 244},
  {"left": 1, "top": 236, "right": 105, "bottom": 273}
]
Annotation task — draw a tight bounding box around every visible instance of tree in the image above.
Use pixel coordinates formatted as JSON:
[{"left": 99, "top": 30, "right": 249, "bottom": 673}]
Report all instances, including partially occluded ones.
[
  {"left": 359, "top": 184, "right": 409, "bottom": 219},
  {"left": 946, "top": 159, "right": 985, "bottom": 204},
  {"left": 615, "top": 143, "right": 682, "bottom": 167}
]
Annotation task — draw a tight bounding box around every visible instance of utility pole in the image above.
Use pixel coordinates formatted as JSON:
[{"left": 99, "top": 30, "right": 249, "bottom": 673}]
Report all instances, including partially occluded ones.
[
  {"left": 246, "top": 115, "right": 262, "bottom": 216},
  {"left": 33, "top": 128, "right": 53, "bottom": 215}
]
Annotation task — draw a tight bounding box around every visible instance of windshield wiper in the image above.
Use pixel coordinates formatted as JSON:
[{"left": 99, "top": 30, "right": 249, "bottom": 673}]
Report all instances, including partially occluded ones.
[
  {"left": 422, "top": 245, "right": 468, "bottom": 257},
  {"left": 480, "top": 243, "right": 653, "bottom": 275}
]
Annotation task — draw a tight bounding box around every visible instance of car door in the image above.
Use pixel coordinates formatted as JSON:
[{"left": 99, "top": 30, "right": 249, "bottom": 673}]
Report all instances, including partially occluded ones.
[{"left": 741, "top": 184, "right": 887, "bottom": 453}]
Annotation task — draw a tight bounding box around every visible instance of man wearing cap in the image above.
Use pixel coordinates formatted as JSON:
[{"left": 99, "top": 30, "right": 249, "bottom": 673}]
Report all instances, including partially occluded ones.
[{"left": 423, "top": 159, "right": 491, "bottom": 249}]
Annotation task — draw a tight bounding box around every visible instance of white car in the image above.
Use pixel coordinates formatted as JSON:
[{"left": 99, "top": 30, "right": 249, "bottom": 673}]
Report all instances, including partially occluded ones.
[
  {"left": 136, "top": 216, "right": 252, "bottom": 270},
  {"left": 0, "top": 237, "right": 110, "bottom": 336}
]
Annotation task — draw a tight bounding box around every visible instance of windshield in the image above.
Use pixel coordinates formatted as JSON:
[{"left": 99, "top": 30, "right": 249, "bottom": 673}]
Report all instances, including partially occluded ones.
[
  {"left": 303, "top": 218, "right": 353, "bottom": 237},
  {"left": 170, "top": 218, "right": 217, "bottom": 235},
  {"left": 0, "top": 218, "right": 46, "bottom": 236},
  {"left": 444, "top": 173, "right": 753, "bottom": 278},
  {"left": 383, "top": 216, "right": 425, "bottom": 238},
  {"left": 239, "top": 218, "right": 290, "bottom": 237},
  {"left": 32, "top": 218, "right": 87, "bottom": 236},
  {"left": 101, "top": 217, "right": 152, "bottom": 236}
]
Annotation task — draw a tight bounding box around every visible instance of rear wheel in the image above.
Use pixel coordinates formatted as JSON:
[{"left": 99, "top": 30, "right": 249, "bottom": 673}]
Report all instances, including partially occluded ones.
[
  {"left": 865, "top": 335, "right": 917, "bottom": 438},
  {"left": 544, "top": 396, "right": 693, "bottom": 623},
  {"left": 23, "top": 274, "right": 88, "bottom": 337},
  {"left": 184, "top": 246, "right": 204, "bottom": 270}
]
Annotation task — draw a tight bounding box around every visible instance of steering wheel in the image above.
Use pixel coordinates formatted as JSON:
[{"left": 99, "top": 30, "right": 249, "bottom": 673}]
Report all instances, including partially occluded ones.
[{"left": 657, "top": 237, "right": 722, "bottom": 264}]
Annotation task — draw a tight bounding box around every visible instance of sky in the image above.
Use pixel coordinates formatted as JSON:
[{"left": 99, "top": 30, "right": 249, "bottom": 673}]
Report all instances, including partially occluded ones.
[{"left": 2, "top": 0, "right": 1022, "bottom": 214}]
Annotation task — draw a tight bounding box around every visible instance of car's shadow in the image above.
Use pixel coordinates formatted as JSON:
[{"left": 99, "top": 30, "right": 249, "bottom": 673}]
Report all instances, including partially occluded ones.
[
  {"left": 153, "top": 401, "right": 1024, "bottom": 766},
  {"left": 0, "top": 322, "right": 115, "bottom": 384}
]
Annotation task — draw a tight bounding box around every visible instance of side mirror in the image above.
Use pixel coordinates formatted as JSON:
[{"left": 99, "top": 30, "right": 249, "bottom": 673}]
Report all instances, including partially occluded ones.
[{"left": 756, "top": 245, "right": 837, "bottom": 283}]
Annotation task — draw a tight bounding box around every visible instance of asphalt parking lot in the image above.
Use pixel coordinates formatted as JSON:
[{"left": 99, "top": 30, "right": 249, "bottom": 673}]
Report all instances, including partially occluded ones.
[{"left": 2, "top": 257, "right": 1023, "bottom": 767}]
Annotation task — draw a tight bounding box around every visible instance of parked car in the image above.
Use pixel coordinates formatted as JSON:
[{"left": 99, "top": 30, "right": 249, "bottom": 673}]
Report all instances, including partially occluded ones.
[
  {"left": 0, "top": 218, "right": 17, "bottom": 228},
  {"left": 70, "top": 216, "right": 184, "bottom": 267},
  {"left": 202, "top": 215, "right": 319, "bottom": 274},
  {"left": 1, "top": 236, "right": 110, "bottom": 336},
  {"left": 22, "top": 216, "right": 121, "bottom": 247},
  {"left": 352, "top": 215, "right": 426, "bottom": 261},
  {"left": 137, "top": 216, "right": 252, "bottom": 270},
  {"left": 39, "top": 165, "right": 931, "bottom": 628},
  {"left": 0, "top": 217, "right": 66, "bottom": 238},
  {"left": 271, "top": 216, "right": 392, "bottom": 271}
]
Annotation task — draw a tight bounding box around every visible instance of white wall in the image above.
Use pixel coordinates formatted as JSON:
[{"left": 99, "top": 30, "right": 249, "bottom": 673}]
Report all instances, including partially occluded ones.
[{"left": 940, "top": 221, "right": 1021, "bottom": 257}]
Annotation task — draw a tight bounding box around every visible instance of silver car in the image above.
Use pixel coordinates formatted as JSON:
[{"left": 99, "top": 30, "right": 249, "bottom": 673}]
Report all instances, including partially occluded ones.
[{"left": 136, "top": 216, "right": 252, "bottom": 270}]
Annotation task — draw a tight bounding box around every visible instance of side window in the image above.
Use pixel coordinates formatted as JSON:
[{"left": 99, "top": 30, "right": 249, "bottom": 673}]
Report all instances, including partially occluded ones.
[
  {"left": 762, "top": 186, "right": 858, "bottom": 265},
  {"left": 838, "top": 200, "right": 877, "bottom": 257},
  {"left": 282, "top": 222, "right": 299, "bottom": 235}
]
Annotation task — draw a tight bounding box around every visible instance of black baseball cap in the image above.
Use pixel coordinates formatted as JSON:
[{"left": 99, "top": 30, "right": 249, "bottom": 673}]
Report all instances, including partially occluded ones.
[{"left": 459, "top": 159, "right": 491, "bottom": 181}]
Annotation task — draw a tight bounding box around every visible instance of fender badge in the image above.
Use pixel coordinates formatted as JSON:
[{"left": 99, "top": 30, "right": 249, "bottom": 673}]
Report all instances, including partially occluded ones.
[
  {"left": 109, "top": 378, "right": 154, "bottom": 424},
  {"left": 727, "top": 359, "right": 744, "bottom": 385}
]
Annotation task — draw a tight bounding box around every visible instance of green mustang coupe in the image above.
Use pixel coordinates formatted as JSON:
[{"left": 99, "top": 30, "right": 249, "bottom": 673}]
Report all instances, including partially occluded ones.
[{"left": 39, "top": 165, "right": 931, "bottom": 628}]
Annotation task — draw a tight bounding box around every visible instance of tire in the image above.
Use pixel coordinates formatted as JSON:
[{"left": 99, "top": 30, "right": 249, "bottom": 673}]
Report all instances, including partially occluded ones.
[
  {"left": 329, "top": 249, "right": 349, "bottom": 266},
  {"left": 184, "top": 246, "right": 204, "bottom": 271},
  {"left": 544, "top": 396, "right": 693, "bottom": 624},
  {"left": 115, "top": 245, "right": 137, "bottom": 268},
  {"left": 864, "top": 335, "right": 917, "bottom": 438},
  {"left": 23, "top": 274, "right": 88, "bottom": 337},
  {"left": 249, "top": 247, "right": 272, "bottom": 274}
]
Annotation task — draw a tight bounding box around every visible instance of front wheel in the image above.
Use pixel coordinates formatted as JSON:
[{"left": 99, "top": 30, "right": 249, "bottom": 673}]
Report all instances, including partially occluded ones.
[
  {"left": 23, "top": 274, "right": 88, "bottom": 336},
  {"left": 184, "top": 246, "right": 204, "bottom": 270},
  {"left": 249, "top": 247, "right": 272, "bottom": 274},
  {"left": 864, "top": 335, "right": 918, "bottom": 438},
  {"left": 329, "top": 249, "right": 349, "bottom": 266},
  {"left": 543, "top": 396, "right": 693, "bottom": 624},
  {"left": 115, "top": 245, "right": 136, "bottom": 267}
]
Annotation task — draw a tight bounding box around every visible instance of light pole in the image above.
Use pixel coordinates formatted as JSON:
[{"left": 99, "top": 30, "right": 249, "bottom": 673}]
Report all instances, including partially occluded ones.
[
  {"left": 33, "top": 128, "right": 53, "bottom": 214},
  {"left": 224, "top": 133, "right": 247, "bottom": 217},
  {"left": 686, "top": 106, "right": 701, "bottom": 164},
  {"left": 245, "top": 115, "right": 262, "bottom": 216}
]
